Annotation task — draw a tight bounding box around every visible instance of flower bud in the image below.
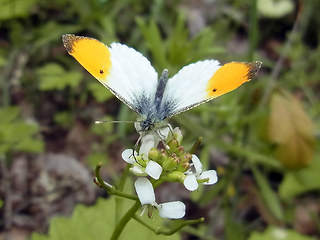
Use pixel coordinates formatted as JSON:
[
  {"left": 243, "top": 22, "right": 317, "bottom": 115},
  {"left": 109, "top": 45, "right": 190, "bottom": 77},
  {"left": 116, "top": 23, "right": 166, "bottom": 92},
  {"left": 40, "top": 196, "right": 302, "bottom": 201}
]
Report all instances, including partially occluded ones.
[
  {"left": 158, "top": 150, "right": 168, "bottom": 164},
  {"left": 148, "top": 148, "right": 159, "bottom": 162},
  {"left": 162, "top": 156, "right": 177, "bottom": 171},
  {"left": 176, "top": 146, "right": 185, "bottom": 156},
  {"left": 177, "top": 162, "right": 190, "bottom": 172},
  {"left": 167, "top": 139, "right": 179, "bottom": 153},
  {"left": 180, "top": 153, "right": 192, "bottom": 163}
]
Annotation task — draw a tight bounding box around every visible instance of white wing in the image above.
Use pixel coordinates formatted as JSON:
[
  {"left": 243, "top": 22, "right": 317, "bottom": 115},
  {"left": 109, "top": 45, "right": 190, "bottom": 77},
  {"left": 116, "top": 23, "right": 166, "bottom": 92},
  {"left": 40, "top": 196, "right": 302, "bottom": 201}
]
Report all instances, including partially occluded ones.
[
  {"left": 161, "top": 60, "right": 261, "bottom": 118},
  {"left": 62, "top": 34, "right": 158, "bottom": 116}
]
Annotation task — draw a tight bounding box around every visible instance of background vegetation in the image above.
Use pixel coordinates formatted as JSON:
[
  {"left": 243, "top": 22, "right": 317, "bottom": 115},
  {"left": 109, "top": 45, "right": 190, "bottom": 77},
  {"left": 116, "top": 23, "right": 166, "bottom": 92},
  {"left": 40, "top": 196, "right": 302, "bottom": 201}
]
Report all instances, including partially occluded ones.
[{"left": 0, "top": 0, "right": 319, "bottom": 239}]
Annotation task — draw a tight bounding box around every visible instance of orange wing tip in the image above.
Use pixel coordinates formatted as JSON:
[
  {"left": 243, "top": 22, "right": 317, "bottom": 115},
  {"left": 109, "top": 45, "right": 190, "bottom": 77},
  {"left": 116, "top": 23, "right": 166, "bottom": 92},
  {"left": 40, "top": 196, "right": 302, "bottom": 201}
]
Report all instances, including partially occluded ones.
[
  {"left": 62, "top": 34, "right": 112, "bottom": 82},
  {"left": 62, "top": 34, "right": 79, "bottom": 54},
  {"left": 246, "top": 61, "right": 262, "bottom": 80},
  {"left": 206, "top": 61, "right": 262, "bottom": 98}
]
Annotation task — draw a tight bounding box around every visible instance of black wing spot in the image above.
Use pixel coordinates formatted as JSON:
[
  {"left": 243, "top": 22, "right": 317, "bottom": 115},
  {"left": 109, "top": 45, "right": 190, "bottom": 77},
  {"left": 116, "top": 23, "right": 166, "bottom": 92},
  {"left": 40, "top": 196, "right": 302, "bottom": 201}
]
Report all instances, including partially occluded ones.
[
  {"left": 100, "top": 70, "right": 104, "bottom": 74},
  {"left": 212, "top": 88, "right": 217, "bottom": 92}
]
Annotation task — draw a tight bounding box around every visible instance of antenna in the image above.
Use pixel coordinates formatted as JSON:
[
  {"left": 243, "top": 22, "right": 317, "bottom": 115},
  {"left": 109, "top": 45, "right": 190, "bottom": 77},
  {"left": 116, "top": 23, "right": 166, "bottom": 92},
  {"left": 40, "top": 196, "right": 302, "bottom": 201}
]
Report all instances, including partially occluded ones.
[{"left": 94, "top": 120, "right": 136, "bottom": 124}]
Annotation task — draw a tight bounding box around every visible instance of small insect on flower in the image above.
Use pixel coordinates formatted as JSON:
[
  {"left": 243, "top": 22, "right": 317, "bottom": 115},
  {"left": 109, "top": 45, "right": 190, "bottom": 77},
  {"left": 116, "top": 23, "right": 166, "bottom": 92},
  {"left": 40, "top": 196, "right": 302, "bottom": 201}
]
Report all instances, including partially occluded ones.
[{"left": 62, "top": 34, "right": 261, "bottom": 133}]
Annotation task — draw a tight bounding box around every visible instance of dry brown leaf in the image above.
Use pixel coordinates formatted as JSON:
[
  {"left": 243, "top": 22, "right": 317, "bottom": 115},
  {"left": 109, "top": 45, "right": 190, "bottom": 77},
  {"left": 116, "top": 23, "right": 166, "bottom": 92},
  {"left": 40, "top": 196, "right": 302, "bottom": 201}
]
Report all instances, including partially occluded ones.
[{"left": 267, "top": 90, "right": 315, "bottom": 169}]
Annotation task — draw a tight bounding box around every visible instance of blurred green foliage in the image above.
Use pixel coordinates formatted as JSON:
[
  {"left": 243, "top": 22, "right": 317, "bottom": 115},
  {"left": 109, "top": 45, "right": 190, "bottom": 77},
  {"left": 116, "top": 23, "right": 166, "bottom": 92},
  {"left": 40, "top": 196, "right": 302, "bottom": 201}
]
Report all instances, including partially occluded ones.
[
  {"left": 248, "top": 226, "right": 315, "bottom": 240},
  {"left": 1, "top": 0, "right": 320, "bottom": 239},
  {"left": 0, "top": 107, "right": 43, "bottom": 154}
]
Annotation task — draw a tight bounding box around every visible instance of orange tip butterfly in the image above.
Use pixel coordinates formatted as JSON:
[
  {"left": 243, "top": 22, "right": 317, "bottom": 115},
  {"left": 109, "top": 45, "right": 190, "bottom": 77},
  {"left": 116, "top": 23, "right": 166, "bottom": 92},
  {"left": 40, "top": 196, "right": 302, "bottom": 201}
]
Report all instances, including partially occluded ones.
[{"left": 62, "top": 34, "right": 261, "bottom": 131}]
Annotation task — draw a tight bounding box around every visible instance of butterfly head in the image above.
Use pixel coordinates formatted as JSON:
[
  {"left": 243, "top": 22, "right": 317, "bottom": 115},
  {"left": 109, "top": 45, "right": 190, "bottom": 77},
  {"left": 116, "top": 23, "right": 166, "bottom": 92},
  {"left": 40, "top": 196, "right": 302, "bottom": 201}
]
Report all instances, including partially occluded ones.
[{"left": 140, "top": 118, "right": 154, "bottom": 131}]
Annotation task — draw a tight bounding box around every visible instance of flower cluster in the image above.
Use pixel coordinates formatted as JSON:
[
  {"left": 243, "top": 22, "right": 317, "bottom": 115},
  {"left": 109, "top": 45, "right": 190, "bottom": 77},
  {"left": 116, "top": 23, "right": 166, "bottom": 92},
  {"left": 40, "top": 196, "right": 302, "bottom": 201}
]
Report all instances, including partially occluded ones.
[{"left": 122, "top": 125, "right": 218, "bottom": 219}]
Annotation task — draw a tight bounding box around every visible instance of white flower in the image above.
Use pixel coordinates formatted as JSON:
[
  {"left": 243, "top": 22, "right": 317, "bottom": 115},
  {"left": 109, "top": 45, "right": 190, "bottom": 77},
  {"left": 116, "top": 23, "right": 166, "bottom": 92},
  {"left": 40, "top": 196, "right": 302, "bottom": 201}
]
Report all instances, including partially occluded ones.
[
  {"left": 121, "top": 149, "right": 163, "bottom": 180},
  {"left": 134, "top": 123, "right": 172, "bottom": 159},
  {"left": 134, "top": 178, "right": 186, "bottom": 219},
  {"left": 183, "top": 155, "right": 218, "bottom": 191}
]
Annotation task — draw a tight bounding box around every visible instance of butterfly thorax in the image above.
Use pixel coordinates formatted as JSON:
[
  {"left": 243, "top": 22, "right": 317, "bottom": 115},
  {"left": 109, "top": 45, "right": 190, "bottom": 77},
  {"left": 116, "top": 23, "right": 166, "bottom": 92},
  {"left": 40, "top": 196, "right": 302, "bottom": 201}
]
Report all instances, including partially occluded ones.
[{"left": 139, "top": 69, "right": 170, "bottom": 131}]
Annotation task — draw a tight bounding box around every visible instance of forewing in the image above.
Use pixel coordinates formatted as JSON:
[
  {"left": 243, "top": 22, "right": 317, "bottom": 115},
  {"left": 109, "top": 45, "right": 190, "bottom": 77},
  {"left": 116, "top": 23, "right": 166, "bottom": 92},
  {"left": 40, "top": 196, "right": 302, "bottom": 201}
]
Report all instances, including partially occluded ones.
[
  {"left": 62, "top": 34, "right": 158, "bottom": 116},
  {"left": 162, "top": 60, "right": 261, "bottom": 118}
]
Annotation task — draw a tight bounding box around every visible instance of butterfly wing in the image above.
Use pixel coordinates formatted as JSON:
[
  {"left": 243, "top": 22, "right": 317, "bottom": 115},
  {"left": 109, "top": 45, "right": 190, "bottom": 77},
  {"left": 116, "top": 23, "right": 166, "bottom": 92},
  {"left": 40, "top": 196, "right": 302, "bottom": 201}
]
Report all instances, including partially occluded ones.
[
  {"left": 62, "top": 34, "right": 158, "bottom": 117},
  {"left": 161, "top": 60, "right": 261, "bottom": 118}
]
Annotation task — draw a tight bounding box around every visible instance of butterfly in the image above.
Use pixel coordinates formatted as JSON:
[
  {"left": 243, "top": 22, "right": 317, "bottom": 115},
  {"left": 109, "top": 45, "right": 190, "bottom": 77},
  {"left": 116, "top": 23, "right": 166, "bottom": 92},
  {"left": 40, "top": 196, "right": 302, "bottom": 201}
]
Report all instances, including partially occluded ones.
[{"left": 62, "top": 34, "right": 261, "bottom": 132}]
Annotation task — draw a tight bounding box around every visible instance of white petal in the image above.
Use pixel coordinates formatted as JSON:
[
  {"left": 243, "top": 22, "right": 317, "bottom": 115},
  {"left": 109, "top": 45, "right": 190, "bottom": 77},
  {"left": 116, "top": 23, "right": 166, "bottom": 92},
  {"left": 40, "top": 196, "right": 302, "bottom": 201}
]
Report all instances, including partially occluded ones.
[
  {"left": 130, "top": 165, "right": 147, "bottom": 176},
  {"left": 198, "top": 170, "right": 218, "bottom": 185},
  {"left": 172, "top": 127, "right": 183, "bottom": 144},
  {"left": 134, "top": 178, "right": 155, "bottom": 205},
  {"left": 158, "top": 201, "right": 186, "bottom": 219},
  {"left": 140, "top": 134, "right": 156, "bottom": 159},
  {"left": 121, "top": 149, "right": 136, "bottom": 164},
  {"left": 183, "top": 174, "right": 199, "bottom": 191},
  {"left": 134, "top": 122, "right": 142, "bottom": 133},
  {"left": 191, "top": 155, "right": 202, "bottom": 175},
  {"left": 145, "top": 161, "right": 162, "bottom": 180},
  {"left": 157, "top": 125, "right": 171, "bottom": 140}
]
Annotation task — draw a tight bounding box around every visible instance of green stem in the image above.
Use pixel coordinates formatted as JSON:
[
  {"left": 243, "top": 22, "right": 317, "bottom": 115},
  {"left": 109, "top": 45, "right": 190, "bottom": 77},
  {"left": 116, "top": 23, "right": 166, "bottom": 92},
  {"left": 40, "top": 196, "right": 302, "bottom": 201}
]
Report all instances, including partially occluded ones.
[
  {"left": 133, "top": 214, "right": 204, "bottom": 235},
  {"left": 189, "top": 136, "right": 203, "bottom": 154},
  {"left": 95, "top": 163, "right": 138, "bottom": 201},
  {"left": 110, "top": 201, "right": 141, "bottom": 240},
  {"left": 115, "top": 165, "right": 131, "bottom": 224}
]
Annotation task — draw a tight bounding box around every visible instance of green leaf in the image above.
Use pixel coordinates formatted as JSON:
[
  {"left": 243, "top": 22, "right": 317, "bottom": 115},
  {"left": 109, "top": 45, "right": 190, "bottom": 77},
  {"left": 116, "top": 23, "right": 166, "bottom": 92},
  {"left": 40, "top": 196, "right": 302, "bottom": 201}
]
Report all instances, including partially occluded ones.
[
  {"left": 248, "top": 226, "right": 315, "bottom": 240},
  {"left": 37, "top": 63, "right": 82, "bottom": 91},
  {"left": 30, "top": 198, "right": 180, "bottom": 240},
  {"left": 279, "top": 156, "right": 320, "bottom": 201},
  {"left": 0, "top": 107, "right": 44, "bottom": 154}
]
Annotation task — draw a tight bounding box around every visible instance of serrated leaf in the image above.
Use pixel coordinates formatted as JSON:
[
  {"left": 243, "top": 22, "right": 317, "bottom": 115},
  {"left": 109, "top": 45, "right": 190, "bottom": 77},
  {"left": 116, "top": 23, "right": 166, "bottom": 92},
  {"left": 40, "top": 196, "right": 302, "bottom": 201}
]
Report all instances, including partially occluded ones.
[
  {"left": 30, "top": 198, "right": 180, "bottom": 240},
  {"left": 248, "top": 226, "right": 315, "bottom": 240},
  {"left": 267, "top": 91, "right": 315, "bottom": 169}
]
